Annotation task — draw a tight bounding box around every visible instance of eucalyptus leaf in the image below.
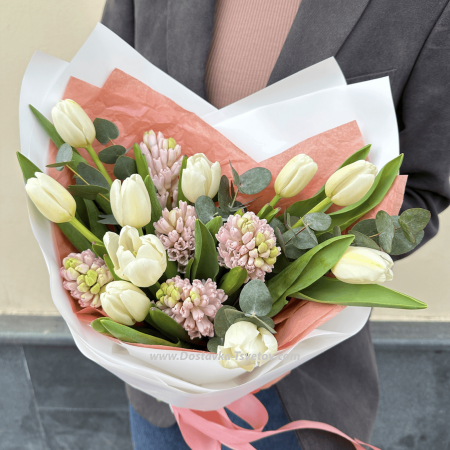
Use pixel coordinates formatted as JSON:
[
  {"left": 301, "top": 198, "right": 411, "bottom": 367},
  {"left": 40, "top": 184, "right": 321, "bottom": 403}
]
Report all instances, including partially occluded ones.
[
  {"left": 219, "top": 266, "right": 248, "bottom": 296},
  {"left": 239, "top": 280, "right": 273, "bottom": 316},
  {"left": 236, "top": 316, "right": 276, "bottom": 334},
  {"left": 351, "top": 219, "right": 378, "bottom": 237},
  {"left": 76, "top": 162, "right": 110, "bottom": 190},
  {"left": 195, "top": 195, "right": 217, "bottom": 223},
  {"left": 270, "top": 217, "right": 287, "bottom": 235},
  {"left": 114, "top": 156, "right": 137, "bottom": 180},
  {"left": 230, "top": 161, "right": 240, "bottom": 186},
  {"left": 99, "top": 145, "right": 127, "bottom": 164},
  {"left": 389, "top": 216, "right": 424, "bottom": 255},
  {"left": 399, "top": 208, "right": 431, "bottom": 235},
  {"left": 67, "top": 184, "right": 109, "bottom": 200},
  {"left": 376, "top": 210, "right": 395, "bottom": 253},
  {"left": 333, "top": 226, "right": 341, "bottom": 237},
  {"left": 207, "top": 336, "right": 223, "bottom": 353},
  {"left": 214, "top": 305, "right": 237, "bottom": 338},
  {"left": 317, "top": 232, "right": 334, "bottom": 244},
  {"left": 303, "top": 212, "right": 332, "bottom": 232},
  {"left": 283, "top": 227, "right": 317, "bottom": 250},
  {"left": 218, "top": 175, "right": 232, "bottom": 212},
  {"left": 292, "top": 276, "right": 427, "bottom": 310},
  {"left": 285, "top": 244, "right": 306, "bottom": 260},
  {"left": 46, "top": 144, "right": 73, "bottom": 170},
  {"left": 348, "top": 230, "right": 381, "bottom": 250},
  {"left": 224, "top": 308, "right": 247, "bottom": 325},
  {"left": 239, "top": 167, "right": 272, "bottom": 195},
  {"left": 93, "top": 118, "right": 119, "bottom": 145},
  {"left": 98, "top": 214, "right": 119, "bottom": 225},
  {"left": 398, "top": 218, "right": 416, "bottom": 244},
  {"left": 274, "top": 227, "right": 286, "bottom": 255}
]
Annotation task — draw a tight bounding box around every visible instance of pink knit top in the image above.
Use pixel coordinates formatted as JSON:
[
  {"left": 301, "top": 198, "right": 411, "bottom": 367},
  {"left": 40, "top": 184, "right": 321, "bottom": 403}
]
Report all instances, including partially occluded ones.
[{"left": 205, "top": 0, "right": 302, "bottom": 109}]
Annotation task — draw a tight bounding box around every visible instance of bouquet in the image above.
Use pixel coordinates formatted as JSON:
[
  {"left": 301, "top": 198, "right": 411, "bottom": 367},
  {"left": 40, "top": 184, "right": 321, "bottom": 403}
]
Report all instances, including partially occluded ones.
[{"left": 18, "top": 24, "right": 430, "bottom": 449}]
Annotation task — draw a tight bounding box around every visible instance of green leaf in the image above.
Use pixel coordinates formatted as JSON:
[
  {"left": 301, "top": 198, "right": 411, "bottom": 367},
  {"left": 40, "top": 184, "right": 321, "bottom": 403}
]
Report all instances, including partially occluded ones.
[
  {"left": 46, "top": 144, "right": 73, "bottom": 170},
  {"left": 219, "top": 267, "right": 248, "bottom": 296},
  {"left": 267, "top": 235, "right": 354, "bottom": 316},
  {"left": 99, "top": 145, "right": 127, "bottom": 164},
  {"left": 17, "top": 152, "right": 42, "bottom": 181},
  {"left": 207, "top": 336, "right": 223, "bottom": 353},
  {"left": 98, "top": 214, "right": 119, "bottom": 225},
  {"left": 114, "top": 156, "right": 137, "bottom": 180},
  {"left": 143, "top": 175, "right": 163, "bottom": 234},
  {"left": 83, "top": 199, "right": 109, "bottom": 240},
  {"left": 399, "top": 208, "right": 431, "bottom": 235},
  {"left": 92, "top": 243, "right": 107, "bottom": 258},
  {"left": 257, "top": 204, "right": 272, "bottom": 220},
  {"left": 274, "top": 227, "right": 286, "bottom": 255},
  {"left": 93, "top": 118, "right": 119, "bottom": 145},
  {"left": 146, "top": 308, "right": 192, "bottom": 343},
  {"left": 333, "top": 226, "right": 341, "bottom": 237},
  {"left": 74, "top": 195, "right": 89, "bottom": 226},
  {"left": 133, "top": 143, "right": 151, "bottom": 180},
  {"left": 56, "top": 222, "right": 92, "bottom": 252},
  {"left": 303, "top": 212, "right": 332, "bottom": 232},
  {"left": 205, "top": 216, "right": 223, "bottom": 242},
  {"left": 288, "top": 145, "right": 372, "bottom": 217},
  {"left": 229, "top": 161, "right": 240, "bottom": 186},
  {"left": 176, "top": 156, "right": 189, "bottom": 205},
  {"left": 269, "top": 217, "right": 287, "bottom": 235},
  {"left": 214, "top": 305, "right": 238, "bottom": 338},
  {"left": 239, "top": 280, "right": 273, "bottom": 316},
  {"left": 327, "top": 154, "right": 404, "bottom": 232},
  {"left": 185, "top": 259, "right": 194, "bottom": 281},
  {"left": 376, "top": 210, "right": 395, "bottom": 253},
  {"left": 239, "top": 167, "right": 272, "bottom": 195},
  {"left": 292, "top": 276, "right": 427, "bottom": 310},
  {"left": 29, "top": 104, "right": 65, "bottom": 148},
  {"left": 389, "top": 216, "right": 424, "bottom": 255},
  {"left": 398, "top": 218, "right": 416, "bottom": 244},
  {"left": 164, "top": 259, "right": 178, "bottom": 279},
  {"left": 351, "top": 219, "right": 377, "bottom": 237},
  {"left": 218, "top": 175, "right": 232, "bottom": 212},
  {"left": 195, "top": 196, "right": 217, "bottom": 223},
  {"left": 264, "top": 207, "right": 280, "bottom": 224},
  {"left": 76, "top": 162, "right": 110, "bottom": 190},
  {"left": 93, "top": 317, "right": 187, "bottom": 347},
  {"left": 191, "top": 220, "right": 219, "bottom": 281},
  {"left": 283, "top": 227, "right": 317, "bottom": 250},
  {"left": 67, "top": 184, "right": 109, "bottom": 200},
  {"left": 348, "top": 230, "right": 381, "bottom": 250},
  {"left": 103, "top": 254, "right": 123, "bottom": 281}
]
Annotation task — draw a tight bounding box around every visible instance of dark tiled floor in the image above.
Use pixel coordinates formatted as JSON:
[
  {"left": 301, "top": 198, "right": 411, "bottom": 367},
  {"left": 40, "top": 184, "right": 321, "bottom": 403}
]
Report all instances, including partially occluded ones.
[{"left": 1, "top": 343, "right": 450, "bottom": 449}]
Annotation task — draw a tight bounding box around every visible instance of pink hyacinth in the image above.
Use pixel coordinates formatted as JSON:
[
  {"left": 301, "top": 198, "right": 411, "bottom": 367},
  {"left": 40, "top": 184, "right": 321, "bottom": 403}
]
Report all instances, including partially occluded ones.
[
  {"left": 216, "top": 212, "right": 281, "bottom": 282},
  {"left": 155, "top": 276, "right": 227, "bottom": 339},
  {"left": 60, "top": 249, "right": 113, "bottom": 308},
  {"left": 139, "top": 130, "right": 183, "bottom": 208},
  {"left": 153, "top": 201, "right": 196, "bottom": 273}
]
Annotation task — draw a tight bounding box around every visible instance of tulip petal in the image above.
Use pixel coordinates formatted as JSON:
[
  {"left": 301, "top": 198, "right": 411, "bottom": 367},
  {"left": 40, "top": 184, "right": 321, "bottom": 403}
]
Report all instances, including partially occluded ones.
[
  {"left": 35, "top": 173, "right": 76, "bottom": 217},
  {"left": 65, "top": 100, "right": 95, "bottom": 145},
  {"left": 101, "top": 292, "right": 135, "bottom": 325},
  {"left": 121, "top": 177, "right": 152, "bottom": 228},
  {"left": 123, "top": 258, "right": 163, "bottom": 287},
  {"left": 51, "top": 106, "right": 88, "bottom": 148},
  {"left": 182, "top": 169, "right": 207, "bottom": 203},
  {"left": 103, "top": 232, "right": 120, "bottom": 269},
  {"left": 119, "top": 289, "right": 151, "bottom": 322},
  {"left": 119, "top": 226, "right": 141, "bottom": 253},
  {"left": 331, "top": 174, "right": 376, "bottom": 206},
  {"left": 110, "top": 179, "right": 124, "bottom": 226},
  {"left": 207, "top": 162, "right": 222, "bottom": 198}
]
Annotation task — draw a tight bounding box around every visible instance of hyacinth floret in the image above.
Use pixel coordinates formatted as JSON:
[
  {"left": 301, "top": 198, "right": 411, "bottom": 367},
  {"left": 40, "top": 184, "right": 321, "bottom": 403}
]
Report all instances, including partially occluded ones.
[
  {"left": 155, "top": 276, "right": 227, "bottom": 339},
  {"left": 139, "top": 130, "right": 182, "bottom": 208},
  {"left": 153, "top": 201, "right": 196, "bottom": 273},
  {"left": 60, "top": 249, "right": 113, "bottom": 308},
  {"left": 216, "top": 212, "right": 281, "bottom": 281}
]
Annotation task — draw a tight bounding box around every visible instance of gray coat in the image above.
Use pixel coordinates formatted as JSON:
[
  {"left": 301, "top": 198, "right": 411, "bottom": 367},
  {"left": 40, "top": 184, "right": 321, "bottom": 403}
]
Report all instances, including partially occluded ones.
[{"left": 102, "top": 1, "right": 450, "bottom": 448}]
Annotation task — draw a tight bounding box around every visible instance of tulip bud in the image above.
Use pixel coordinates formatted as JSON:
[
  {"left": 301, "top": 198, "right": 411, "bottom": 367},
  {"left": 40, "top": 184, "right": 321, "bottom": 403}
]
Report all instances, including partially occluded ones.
[
  {"left": 100, "top": 281, "right": 151, "bottom": 326},
  {"left": 51, "top": 99, "right": 95, "bottom": 148},
  {"left": 274, "top": 154, "right": 318, "bottom": 198},
  {"left": 331, "top": 247, "right": 394, "bottom": 284},
  {"left": 218, "top": 322, "right": 278, "bottom": 372},
  {"left": 110, "top": 174, "right": 151, "bottom": 228},
  {"left": 181, "top": 153, "right": 221, "bottom": 203},
  {"left": 103, "top": 226, "right": 167, "bottom": 287},
  {"left": 25, "top": 172, "right": 76, "bottom": 223},
  {"left": 325, "top": 160, "right": 378, "bottom": 206}
]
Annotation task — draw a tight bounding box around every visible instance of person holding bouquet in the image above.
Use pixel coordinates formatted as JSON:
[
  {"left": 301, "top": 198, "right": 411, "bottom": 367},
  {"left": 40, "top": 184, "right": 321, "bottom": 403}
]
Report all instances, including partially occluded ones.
[{"left": 101, "top": 0, "right": 450, "bottom": 449}]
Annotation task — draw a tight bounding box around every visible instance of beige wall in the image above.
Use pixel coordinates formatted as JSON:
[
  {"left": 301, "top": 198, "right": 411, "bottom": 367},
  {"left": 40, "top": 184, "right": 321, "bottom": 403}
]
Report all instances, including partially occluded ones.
[{"left": 1, "top": 0, "right": 449, "bottom": 319}]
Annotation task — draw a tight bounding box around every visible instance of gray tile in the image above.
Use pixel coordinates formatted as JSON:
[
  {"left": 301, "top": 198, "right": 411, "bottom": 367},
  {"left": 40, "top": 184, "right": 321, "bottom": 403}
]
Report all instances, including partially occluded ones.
[
  {"left": 40, "top": 410, "right": 132, "bottom": 450},
  {"left": 23, "top": 345, "right": 128, "bottom": 410},
  {"left": 372, "top": 348, "right": 450, "bottom": 450},
  {"left": 0, "top": 346, "right": 46, "bottom": 450}
]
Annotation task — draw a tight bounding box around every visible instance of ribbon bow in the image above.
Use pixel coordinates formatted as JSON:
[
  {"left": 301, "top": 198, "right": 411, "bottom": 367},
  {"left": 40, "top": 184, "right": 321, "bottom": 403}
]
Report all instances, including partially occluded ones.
[{"left": 172, "top": 393, "right": 381, "bottom": 450}]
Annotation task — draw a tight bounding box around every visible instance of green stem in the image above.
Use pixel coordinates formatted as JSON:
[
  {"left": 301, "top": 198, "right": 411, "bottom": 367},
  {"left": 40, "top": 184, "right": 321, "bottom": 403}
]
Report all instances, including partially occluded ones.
[
  {"left": 269, "top": 194, "right": 281, "bottom": 208},
  {"left": 138, "top": 227, "right": 144, "bottom": 236},
  {"left": 230, "top": 188, "right": 239, "bottom": 208},
  {"left": 85, "top": 144, "right": 113, "bottom": 186},
  {"left": 69, "top": 217, "right": 102, "bottom": 244},
  {"left": 292, "top": 197, "right": 333, "bottom": 228}
]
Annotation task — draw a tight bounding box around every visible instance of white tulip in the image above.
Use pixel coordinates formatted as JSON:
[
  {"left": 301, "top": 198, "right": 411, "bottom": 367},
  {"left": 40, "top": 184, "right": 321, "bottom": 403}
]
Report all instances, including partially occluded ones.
[
  {"left": 110, "top": 174, "right": 151, "bottom": 228},
  {"left": 100, "top": 281, "right": 150, "bottom": 325},
  {"left": 181, "top": 153, "right": 221, "bottom": 203},
  {"left": 325, "top": 160, "right": 378, "bottom": 206},
  {"left": 104, "top": 226, "right": 167, "bottom": 287},
  {"left": 51, "top": 99, "right": 95, "bottom": 148},
  {"left": 217, "top": 321, "right": 278, "bottom": 372},
  {"left": 331, "top": 247, "right": 394, "bottom": 284},
  {"left": 274, "top": 154, "right": 318, "bottom": 198},
  {"left": 25, "top": 172, "right": 76, "bottom": 223}
]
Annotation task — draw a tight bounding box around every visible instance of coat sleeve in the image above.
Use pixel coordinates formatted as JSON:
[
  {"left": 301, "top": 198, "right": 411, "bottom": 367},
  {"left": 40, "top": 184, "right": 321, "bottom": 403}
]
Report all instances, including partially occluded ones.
[
  {"left": 101, "top": 0, "right": 135, "bottom": 47},
  {"left": 397, "top": 1, "right": 450, "bottom": 256}
]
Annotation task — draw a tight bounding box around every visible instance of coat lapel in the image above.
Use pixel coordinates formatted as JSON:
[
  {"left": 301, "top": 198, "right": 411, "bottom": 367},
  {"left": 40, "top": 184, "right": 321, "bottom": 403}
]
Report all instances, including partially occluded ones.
[
  {"left": 166, "top": 0, "right": 217, "bottom": 99},
  {"left": 269, "top": 0, "right": 371, "bottom": 85}
]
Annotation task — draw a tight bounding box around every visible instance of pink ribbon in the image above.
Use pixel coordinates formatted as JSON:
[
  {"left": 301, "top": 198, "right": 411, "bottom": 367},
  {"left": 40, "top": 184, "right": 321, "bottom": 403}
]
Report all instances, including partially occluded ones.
[{"left": 172, "top": 393, "right": 381, "bottom": 450}]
